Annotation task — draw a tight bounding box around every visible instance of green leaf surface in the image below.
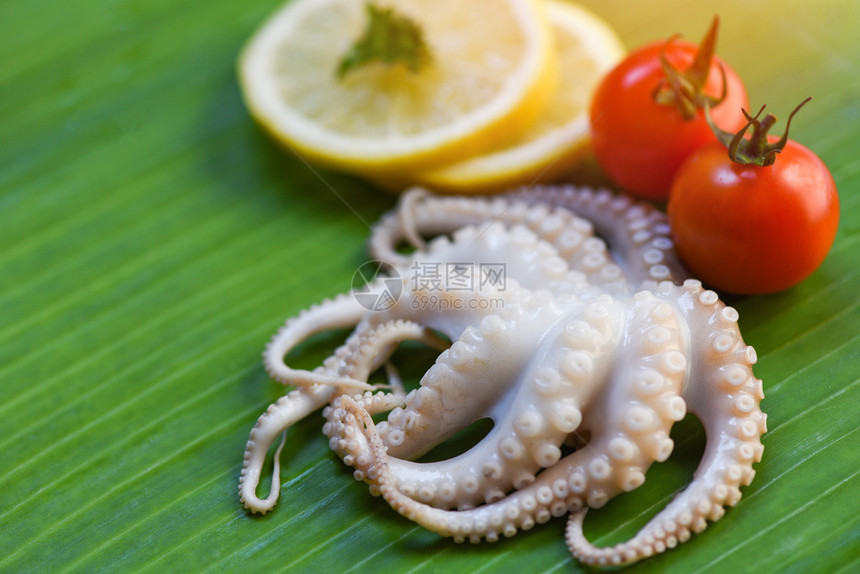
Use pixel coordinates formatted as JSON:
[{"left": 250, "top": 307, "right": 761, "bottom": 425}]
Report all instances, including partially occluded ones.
[{"left": 2, "top": 0, "right": 858, "bottom": 572}]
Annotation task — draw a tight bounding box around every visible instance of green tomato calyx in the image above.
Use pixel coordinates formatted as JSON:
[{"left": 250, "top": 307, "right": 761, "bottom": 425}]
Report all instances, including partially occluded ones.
[
  {"left": 336, "top": 2, "right": 432, "bottom": 80},
  {"left": 706, "top": 97, "right": 812, "bottom": 166},
  {"left": 653, "top": 15, "right": 727, "bottom": 120}
]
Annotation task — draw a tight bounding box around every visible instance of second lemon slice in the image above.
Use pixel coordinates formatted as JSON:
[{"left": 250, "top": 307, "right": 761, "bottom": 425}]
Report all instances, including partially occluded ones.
[
  {"left": 410, "top": 0, "right": 624, "bottom": 194},
  {"left": 239, "top": 0, "right": 557, "bottom": 174}
]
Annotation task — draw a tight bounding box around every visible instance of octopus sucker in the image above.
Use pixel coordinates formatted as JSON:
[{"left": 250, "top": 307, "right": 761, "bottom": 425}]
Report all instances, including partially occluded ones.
[
  {"left": 326, "top": 291, "right": 623, "bottom": 510},
  {"left": 240, "top": 319, "right": 442, "bottom": 514},
  {"left": 507, "top": 185, "right": 689, "bottom": 284},
  {"left": 239, "top": 186, "right": 766, "bottom": 567},
  {"left": 564, "top": 279, "right": 766, "bottom": 566},
  {"left": 332, "top": 284, "right": 691, "bottom": 541},
  {"left": 370, "top": 189, "right": 634, "bottom": 296}
]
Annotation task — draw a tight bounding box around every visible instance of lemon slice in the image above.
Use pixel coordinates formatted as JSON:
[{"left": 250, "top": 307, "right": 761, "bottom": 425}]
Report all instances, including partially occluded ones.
[
  {"left": 239, "top": 0, "right": 557, "bottom": 174},
  {"left": 409, "top": 0, "right": 624, "bottom": 194}
]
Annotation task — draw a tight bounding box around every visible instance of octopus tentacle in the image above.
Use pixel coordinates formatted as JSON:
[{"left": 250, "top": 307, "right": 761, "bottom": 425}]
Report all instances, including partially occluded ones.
[
  {"left": 337, "top": 311, "right": 689, "bottom": 545},
  {"left": 368, "top": 188, "right": 629, "bottom": 294},
  {"left": 262, "top": 289, "right": 379, "bottom": 391},
  {"left": 509, "top": 185, "right": 690, "bottom": 286},
  {"left": 332, "top": 292, "right": 626, "bottom": 510},
  {"left": 568, "top": 289, "right": 690, "bottom": 507},
  {"left": 241, "top": 319, "right": 439, "bottom": 514},
  {"left": 333, "top": 292, "right": 688, "bottom": 540},
  {"left": 325, "top": 388, "right": 411, "bottom": 490},
  {"left": 394, "top": 184, "right": 429, "bottom": 251},
  {"left": 240, "top": 384, "right": 334, "bottom": 514},
  {"left": 565, "top": 279, "right": 766, "bottom": 566},
  {"left": 413, "top": 221, "right": 603, "bottom": 304}
]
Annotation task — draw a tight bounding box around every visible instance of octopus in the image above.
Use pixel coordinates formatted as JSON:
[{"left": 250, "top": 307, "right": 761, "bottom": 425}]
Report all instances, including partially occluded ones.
[{"left": 239, "top": 186, "right": 766, "bottom": 567}]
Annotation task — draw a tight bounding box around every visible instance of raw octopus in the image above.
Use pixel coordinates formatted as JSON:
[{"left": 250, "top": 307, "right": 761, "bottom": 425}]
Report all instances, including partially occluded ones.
[{"left": 238, "top": 186, "right": 766, "bottom": 567}]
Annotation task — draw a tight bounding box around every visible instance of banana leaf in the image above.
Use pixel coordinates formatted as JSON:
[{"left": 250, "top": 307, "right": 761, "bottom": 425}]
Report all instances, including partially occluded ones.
[{"left": 1, "top": 0, "right": 858, "bottom": 572}]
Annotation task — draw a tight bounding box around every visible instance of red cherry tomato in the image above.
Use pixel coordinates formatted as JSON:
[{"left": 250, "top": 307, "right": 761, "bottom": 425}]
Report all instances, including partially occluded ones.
[
  {"left": 667, "top": 139, "right": 839, "bottom": 294},
  {"left": 590, "top": 30, "right": 749, "bottom": 199}
]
